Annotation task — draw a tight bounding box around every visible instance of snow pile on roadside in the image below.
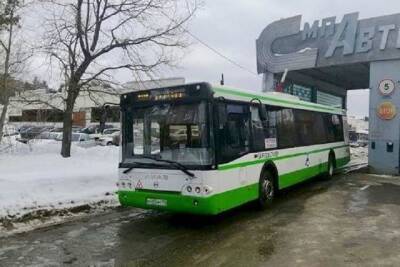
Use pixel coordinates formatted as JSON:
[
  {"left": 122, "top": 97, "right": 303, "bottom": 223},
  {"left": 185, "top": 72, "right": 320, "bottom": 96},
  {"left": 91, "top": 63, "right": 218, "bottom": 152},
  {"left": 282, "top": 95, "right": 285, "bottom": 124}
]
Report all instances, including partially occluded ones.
[
  {"left": 350, "top": 146, "right": 368, "bottom": 165},
  {"left": 0, "top": 136, "right": 27, "bottom": 154},
  {"left": 0, "top": 142, "right": 119, "bottom": 225}
]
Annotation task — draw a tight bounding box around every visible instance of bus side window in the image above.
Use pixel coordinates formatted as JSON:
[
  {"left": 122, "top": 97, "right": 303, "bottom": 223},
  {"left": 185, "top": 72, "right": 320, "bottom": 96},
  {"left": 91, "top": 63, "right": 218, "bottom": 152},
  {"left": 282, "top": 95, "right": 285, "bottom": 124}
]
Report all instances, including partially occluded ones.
[
  {"left": 265, "top": 107, "right": 278, "bottom": 149},
  {"left": 331, "top": 115, "right": 344, "bottom": 142},
  {"left": 323, "top": 114, "right": 344, "bottom": 142},
  {"left": 294, "top": 109, "right": 315, "bottom": 146},
  {"left": 276, "top": 108, "right": 297, "bottom": 148}
]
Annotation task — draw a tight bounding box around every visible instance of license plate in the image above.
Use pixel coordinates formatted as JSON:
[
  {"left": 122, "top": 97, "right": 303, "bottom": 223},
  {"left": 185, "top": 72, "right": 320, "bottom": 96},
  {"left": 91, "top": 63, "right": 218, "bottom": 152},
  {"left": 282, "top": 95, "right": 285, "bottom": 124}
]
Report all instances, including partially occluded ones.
[{"left": 146, "top": 198, "right": 167, "bottom": 207}]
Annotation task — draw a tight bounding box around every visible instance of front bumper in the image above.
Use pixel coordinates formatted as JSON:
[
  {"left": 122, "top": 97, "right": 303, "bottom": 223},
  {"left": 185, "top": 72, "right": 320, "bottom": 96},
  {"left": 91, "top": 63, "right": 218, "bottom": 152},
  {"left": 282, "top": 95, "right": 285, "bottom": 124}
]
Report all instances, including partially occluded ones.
[
  {"left": 118, "top": 183, "right": 259, "bottom": 215},
  {"left": 118, "top": 190, "right": 220, "bottom": 215}
]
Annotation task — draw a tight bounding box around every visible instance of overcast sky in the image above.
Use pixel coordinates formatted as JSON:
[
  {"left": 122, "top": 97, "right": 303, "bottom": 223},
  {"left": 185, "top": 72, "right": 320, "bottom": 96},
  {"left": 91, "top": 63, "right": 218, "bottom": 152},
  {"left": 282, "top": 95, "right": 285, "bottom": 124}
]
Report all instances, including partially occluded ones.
[
  {"left": 27, "top": 0, "right": 400, "bottom": 118},
  {"left": 161, "top": 0, "right": 400, "bottom": 118}
]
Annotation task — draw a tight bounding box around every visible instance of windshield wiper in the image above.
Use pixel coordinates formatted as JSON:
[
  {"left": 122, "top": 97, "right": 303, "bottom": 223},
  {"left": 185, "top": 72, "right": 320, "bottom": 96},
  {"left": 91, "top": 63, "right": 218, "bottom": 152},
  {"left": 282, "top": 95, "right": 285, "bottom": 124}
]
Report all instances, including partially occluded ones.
[
  {"left": 122, "top": 162, "right": 160, "bottom": 174},
  {"left": 140, "top": 155, "right": 195, "bottom": 178}
]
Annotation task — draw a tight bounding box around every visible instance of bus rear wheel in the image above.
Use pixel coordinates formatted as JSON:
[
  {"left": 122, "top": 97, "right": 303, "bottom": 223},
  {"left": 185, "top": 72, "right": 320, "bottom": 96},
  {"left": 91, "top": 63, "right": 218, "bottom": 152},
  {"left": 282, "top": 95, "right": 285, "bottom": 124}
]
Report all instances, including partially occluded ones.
[
  {"left": 258, "top": 170, "right": 275, "bottom": 209},
  {"left": 325, "top": 154, "right": 335, "bottom": 179}
]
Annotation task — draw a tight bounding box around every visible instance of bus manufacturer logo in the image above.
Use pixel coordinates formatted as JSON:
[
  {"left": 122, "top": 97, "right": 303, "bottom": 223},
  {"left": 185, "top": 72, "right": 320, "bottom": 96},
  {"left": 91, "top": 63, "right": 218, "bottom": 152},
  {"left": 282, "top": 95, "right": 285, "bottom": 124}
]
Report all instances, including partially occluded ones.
[{"left": 136, "top": 180, "right": 143, "bottom": 189}]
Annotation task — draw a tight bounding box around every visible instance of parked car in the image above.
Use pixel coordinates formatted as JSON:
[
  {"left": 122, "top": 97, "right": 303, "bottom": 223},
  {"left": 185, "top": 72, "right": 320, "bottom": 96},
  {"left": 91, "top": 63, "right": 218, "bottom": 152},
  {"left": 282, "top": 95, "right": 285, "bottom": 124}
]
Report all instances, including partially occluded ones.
[
  {"left": 2, "top": 125, "right": 19, "bottom": 137},
  {"left": 97, "top": 129, "right": 120, "bottom": 146},
  {"left": 112, "top": 132, "right": 120, "bottom": 146},
  {"left": 36, "top": 131, "right": 62, "bottom": 140},
  {"left": 80, "top": 124, "right": 113, "bottom": 135},
  {"left": 18, "top": 125, "right": 34, "bottom": 133},
  {"left": 102, "top": 128, "right": 120, "bottom": 135},
  {"left": 55, "top": 133, "right": 96, "bottom": 148},
  {"left": 20, "top": 126, "right": 48, "bottom": 139},
  {"left": 49, "top": 126, "right": 82, "bottom": 133},
  {"left": 1, "top": 125, "right": 21, "bottom": 144},
  {"left": 29, "top": 131, "right": 62, "bottom": 145}
]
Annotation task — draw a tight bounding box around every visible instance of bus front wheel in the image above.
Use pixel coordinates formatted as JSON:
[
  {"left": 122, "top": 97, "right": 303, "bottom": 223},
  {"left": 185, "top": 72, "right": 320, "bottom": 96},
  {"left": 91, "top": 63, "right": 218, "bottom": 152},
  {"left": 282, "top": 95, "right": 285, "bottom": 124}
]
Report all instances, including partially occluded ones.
[{"left": 258, "top": 170, "right": 275, "bottom": 209}]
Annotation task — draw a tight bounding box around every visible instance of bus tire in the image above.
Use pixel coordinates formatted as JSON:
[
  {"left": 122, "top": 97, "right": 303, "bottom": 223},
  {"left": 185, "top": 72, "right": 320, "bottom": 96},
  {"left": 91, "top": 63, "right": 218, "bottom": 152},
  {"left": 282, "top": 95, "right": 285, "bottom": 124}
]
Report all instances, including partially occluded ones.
[
  {"left": 258, "top": 169, "right": 276, "bottom": 209},
  {"left": 325, "top": 153, "right": 335, "bottom": 179}
]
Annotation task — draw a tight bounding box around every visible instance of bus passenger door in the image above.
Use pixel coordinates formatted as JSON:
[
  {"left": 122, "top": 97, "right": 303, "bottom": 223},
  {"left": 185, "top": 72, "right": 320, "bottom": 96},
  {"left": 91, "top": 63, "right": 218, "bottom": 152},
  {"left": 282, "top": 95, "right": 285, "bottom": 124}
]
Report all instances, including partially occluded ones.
[{"left": 217, "top": 103, "right": 251, "bottom": 186}]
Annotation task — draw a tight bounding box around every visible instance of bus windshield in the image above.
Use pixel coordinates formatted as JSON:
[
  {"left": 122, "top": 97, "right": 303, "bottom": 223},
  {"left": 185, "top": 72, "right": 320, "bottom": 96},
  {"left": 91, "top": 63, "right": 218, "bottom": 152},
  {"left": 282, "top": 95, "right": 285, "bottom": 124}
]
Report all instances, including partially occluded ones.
[{"left": 123, "top": 101, "right": 213, "bottom": 166}]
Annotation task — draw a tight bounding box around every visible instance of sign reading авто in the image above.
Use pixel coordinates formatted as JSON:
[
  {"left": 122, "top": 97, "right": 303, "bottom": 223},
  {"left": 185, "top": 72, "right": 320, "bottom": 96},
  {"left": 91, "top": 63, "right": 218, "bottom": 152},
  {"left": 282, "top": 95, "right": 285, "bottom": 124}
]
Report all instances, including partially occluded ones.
[{"left": 257, "top": 12, "right": 400, "bottom": 74}]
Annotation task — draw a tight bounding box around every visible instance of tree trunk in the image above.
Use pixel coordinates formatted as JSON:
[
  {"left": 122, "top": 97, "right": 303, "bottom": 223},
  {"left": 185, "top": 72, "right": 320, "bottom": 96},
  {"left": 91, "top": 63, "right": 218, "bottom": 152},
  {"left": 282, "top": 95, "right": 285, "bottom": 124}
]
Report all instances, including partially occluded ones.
[
  {"left": 61, "top": 91, "right": 76, "bottom": 157},
  {"left": 0, "top": 100, "right": 9, "bottom": 144},
  {"left": 0, "top": 4, "right": 15, "bottom": 145},
  {"left": 61, "top": 107, "right": 73, "bottom": 157}
]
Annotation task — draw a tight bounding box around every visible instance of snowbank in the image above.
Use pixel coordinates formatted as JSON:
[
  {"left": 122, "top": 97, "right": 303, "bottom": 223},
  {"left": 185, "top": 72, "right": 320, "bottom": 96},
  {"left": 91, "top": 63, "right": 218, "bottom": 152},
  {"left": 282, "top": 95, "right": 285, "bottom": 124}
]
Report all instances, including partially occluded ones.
[
  {"left": 0, "top": 142, "right": 119, "bottom": 223},
  {"left": 350, "top": 146, "right": 368, "bottom": 165}
]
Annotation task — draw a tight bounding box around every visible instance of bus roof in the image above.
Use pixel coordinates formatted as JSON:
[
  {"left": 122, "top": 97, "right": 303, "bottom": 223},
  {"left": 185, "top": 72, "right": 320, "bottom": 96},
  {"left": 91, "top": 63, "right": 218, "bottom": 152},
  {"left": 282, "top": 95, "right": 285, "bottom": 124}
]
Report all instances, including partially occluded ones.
[{"left": 211, "top": 85, "right": 346, "bottom": 115}]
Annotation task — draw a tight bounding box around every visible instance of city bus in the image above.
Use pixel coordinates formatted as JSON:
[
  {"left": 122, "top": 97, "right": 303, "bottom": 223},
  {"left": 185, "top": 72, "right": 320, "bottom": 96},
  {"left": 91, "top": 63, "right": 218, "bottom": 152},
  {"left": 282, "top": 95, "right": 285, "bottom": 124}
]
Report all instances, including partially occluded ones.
[{"left": 117, "top": 83, "right": 350, "bottom": 215}]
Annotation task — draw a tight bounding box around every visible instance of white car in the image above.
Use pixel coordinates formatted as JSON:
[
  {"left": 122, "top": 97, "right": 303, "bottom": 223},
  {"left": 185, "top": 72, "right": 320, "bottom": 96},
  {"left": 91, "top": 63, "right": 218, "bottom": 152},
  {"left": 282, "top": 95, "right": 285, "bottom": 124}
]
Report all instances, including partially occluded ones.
[
  {"left": 56, "top": 133, "right": 97, "bottom": 148},
  {"left": 97, "top": 129, "right": 120, "bottom": 146}
]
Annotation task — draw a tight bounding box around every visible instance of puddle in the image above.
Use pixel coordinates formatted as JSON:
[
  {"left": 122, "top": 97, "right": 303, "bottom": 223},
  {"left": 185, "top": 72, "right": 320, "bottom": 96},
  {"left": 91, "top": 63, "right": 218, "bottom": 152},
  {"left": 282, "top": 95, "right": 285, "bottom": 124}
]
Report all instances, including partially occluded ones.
[
  {"left": 347, "top": 183, "right": 400, "bottom": 214},
  {"left": 365, "top": 183, "right": 400, "bottom": 206},
  {"left": 258, "top": 241, "right": 275, "bottom": 259}
]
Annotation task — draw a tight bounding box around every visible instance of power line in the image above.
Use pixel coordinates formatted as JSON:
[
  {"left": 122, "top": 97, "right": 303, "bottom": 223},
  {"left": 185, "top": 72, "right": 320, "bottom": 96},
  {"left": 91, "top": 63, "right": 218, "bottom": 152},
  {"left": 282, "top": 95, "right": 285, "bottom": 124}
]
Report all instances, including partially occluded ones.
[
  {"left": 183, "top": 29, "right": 259, "bottom": 76},
  {"left": 162, "top": 12, "right": 258, "bottom": 76}
]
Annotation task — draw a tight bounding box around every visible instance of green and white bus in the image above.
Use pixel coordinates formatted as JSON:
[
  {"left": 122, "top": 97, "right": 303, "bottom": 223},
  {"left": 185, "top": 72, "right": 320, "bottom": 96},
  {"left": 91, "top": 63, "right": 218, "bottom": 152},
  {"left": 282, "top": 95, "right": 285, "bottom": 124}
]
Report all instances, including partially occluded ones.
[{"left": 118, "top": 83, "right": 350, "bottom": 215}]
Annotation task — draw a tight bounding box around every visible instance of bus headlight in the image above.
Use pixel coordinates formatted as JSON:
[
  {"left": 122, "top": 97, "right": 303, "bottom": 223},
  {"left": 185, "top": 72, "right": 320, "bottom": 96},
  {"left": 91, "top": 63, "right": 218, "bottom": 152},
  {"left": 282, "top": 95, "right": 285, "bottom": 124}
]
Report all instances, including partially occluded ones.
[
  {"left": 183, "top": 184, "right": 213, "bottom": 196},
  {"left": 203, "top": 186, "right": 213, "bottom": 195}
]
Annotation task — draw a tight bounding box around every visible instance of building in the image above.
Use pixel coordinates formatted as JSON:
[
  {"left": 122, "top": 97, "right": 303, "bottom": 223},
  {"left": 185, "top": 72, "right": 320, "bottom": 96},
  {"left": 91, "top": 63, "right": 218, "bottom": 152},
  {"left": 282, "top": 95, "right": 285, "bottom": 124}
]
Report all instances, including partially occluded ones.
[
  {"left": 257, "top": 12, "right": 400, "bottom": 175},
  {"left": 5, "top": 77, "right": 185, "bottom": 128}
]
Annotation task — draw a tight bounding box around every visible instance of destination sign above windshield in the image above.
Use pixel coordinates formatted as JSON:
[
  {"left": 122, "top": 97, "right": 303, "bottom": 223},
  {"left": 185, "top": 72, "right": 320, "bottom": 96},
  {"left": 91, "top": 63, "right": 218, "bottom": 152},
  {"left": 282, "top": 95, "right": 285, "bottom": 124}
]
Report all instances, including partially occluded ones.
[
  {"left": 121, "top": 83, "right": 212, "bottom": 107},
  {"left": 135, "top": 88, "right": 187, "bottom": 101}
]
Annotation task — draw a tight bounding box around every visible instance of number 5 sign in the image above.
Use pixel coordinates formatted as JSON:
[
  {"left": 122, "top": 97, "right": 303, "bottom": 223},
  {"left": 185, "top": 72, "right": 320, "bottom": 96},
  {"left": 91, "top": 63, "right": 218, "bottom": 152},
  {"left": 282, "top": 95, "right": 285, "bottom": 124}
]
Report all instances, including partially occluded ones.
[{"left": 378, "top": 79, "right": 395, "bottom": 96}]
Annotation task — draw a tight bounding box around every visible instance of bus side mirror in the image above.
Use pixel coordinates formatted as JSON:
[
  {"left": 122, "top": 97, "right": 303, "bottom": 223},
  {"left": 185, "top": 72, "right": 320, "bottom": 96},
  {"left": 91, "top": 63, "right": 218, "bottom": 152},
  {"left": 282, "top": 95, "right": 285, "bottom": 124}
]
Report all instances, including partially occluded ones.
[{"left": 259, "top": 106, "right": 267, "bottom": 121}]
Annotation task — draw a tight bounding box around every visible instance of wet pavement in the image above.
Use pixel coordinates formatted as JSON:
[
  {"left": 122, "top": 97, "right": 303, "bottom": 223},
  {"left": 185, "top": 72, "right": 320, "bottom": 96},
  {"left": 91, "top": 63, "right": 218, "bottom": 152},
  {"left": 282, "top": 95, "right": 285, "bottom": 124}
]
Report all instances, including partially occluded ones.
[{"left": 1, "top": 172, "right": 400, "bottom": 266}]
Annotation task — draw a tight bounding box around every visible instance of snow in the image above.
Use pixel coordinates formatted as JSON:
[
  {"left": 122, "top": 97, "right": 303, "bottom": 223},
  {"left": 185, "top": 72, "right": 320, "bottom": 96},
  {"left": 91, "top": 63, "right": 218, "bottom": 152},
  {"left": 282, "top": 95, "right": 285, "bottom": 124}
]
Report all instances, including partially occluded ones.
[
  {"left": 273, "top": 47, "right": 315, "bottom": 57},
  {"left": 0, "top": 133, "right": 369, "bottom": 234},
  {"left": 350, "top": 146, "right": 368, "bottom": 165},
  {"left": 297, "top": 47, "right": 314, "bottom": 53},
  {"left": 0, "top": 141, "right": 119, "bottom": 221}
]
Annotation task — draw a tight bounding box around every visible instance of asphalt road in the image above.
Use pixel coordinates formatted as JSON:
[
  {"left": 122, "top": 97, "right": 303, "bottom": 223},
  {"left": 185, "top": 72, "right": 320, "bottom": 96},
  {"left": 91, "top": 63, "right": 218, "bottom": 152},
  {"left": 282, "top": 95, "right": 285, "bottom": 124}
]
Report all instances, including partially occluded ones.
[{"left": 1, "top": 172, "right": 400, "bottom": 267}]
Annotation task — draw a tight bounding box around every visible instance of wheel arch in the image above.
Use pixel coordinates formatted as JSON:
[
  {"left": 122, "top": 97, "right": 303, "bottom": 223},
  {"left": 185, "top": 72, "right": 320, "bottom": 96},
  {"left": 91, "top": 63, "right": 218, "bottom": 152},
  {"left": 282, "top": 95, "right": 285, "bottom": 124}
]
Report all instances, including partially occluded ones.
[
  {"left": 261, "top": 161, "right": 279, "bottom": 189},
  {"left": 329, "top": 149, "right": 336, "bottom": 168}
]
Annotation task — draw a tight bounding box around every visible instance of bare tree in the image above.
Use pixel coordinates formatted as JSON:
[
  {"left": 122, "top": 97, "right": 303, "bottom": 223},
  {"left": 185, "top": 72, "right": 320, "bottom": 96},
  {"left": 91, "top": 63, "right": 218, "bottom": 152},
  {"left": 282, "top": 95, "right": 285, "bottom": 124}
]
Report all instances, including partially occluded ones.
[
  {"left": 38, "top": 0, "right": 198, "bottom": 157},
  {"left": 0, "top": 0, "right": 22, "bottom": 144}
]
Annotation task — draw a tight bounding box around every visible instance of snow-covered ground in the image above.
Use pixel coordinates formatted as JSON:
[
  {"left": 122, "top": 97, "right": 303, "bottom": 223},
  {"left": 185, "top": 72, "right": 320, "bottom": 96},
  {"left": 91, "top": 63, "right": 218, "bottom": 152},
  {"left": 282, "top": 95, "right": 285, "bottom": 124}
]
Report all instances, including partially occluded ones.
[
  {"left": 0, "top": 140, "right": 119, "bottom": 228},
  {"left": 350, "top": 146, "right": 368, "bottom": 165},
  {"left": 0, "top": 136, "right": 369, "bottom": 235}
]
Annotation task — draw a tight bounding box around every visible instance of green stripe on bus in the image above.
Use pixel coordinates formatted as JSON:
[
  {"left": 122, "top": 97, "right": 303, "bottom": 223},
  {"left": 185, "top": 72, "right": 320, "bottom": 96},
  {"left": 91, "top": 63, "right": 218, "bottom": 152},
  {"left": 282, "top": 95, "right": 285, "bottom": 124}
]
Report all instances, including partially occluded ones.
[
  {"left": 218, "top": 145, "right": 348, "bottom": 171},
  {"left": 278, "top": 155, "right": 350, "bottom": 189},
  {"left": 212, "top": 87, "right": 342, "bottom": 114},
  {"left": 118, "top": 155, "right": 350, "bottom": 215}
]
